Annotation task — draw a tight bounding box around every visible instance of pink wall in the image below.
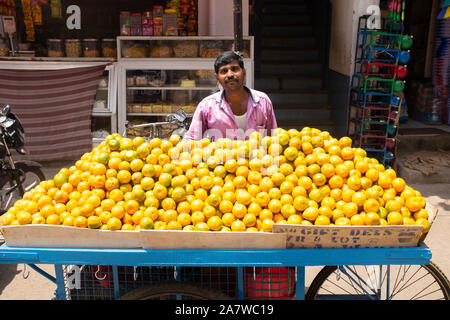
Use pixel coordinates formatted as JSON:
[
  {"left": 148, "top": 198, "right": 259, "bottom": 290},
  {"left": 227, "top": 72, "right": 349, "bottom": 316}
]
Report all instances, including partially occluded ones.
[{"left": 198, "top": 0, "right": 249, "bottom": 36}]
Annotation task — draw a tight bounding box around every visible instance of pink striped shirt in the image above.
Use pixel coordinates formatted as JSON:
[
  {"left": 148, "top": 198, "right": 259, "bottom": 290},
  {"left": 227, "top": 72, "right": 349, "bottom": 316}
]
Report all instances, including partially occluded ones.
[{"left": 183, "top": 87, "right": 277, "bottom": 141}]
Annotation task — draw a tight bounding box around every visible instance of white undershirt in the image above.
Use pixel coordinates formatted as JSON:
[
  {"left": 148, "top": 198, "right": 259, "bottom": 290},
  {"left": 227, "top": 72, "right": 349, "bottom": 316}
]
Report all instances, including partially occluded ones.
[{"left": 234, "top": 112, "right": 247, "bottom": 131}]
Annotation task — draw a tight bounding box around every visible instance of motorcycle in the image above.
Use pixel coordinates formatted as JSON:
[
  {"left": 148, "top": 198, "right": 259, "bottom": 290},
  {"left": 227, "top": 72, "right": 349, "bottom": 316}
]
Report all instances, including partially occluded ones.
[{"left": 0, "top": 104, "right": 45, "bottom": 215}]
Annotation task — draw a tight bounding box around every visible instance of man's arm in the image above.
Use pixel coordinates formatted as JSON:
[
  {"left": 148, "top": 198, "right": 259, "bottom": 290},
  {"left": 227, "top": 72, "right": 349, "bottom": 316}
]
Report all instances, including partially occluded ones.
[
  {"left": 182, "top": 102, "right": 206, "bottom": 142},
  {"left": 266, "top": 99, "right": 278, "bottom": 136}
]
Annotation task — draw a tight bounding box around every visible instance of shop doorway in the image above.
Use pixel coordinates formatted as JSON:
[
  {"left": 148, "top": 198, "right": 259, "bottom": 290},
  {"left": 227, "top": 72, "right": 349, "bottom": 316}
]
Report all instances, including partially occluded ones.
[{"left": 250, "top": 0, "right": 333, "bottom": 134}]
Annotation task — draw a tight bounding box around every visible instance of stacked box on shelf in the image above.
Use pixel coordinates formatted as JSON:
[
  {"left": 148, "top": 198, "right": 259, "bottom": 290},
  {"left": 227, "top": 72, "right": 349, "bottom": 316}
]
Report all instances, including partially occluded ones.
[{"left": 348, "top": 15, "right": 412, "bottom": 168}]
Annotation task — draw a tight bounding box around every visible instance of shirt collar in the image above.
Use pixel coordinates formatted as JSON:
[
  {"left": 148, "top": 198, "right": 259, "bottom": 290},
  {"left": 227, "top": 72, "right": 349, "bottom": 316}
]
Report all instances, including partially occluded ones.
[{"left": 215, "top": 86, "right": 259, "bottom": 109}]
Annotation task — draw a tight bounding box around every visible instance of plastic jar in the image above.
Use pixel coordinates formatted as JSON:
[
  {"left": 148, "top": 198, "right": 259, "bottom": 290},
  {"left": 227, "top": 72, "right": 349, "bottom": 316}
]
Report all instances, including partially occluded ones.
[
  {"left": 153, "top": 17, "right": 163, "bottom": 36},
  {"left": 164, "top": 9, "right": 178, "bottom": 36},
  {"left": 120, "top": 11, "right": 131, "bottom": 36},
  {"left": 47, "top": 39, "right": 64, "bottom": 57},
  {"left": 83, "top": 39, "right": 100, "bottom": 57},
  {"left": 142, "top": 11, "right": 153, "bottom": 36},
  {"left": 153, "top": 5, "right": 163, "bottom": 18},
  {"left": 130, "top": 12, "right": 142, "bottom": 36},
  {"left": 101, "top": 39, "right": 117, "bottom": 57},
  {"left": 65, "top": 39, "right": 81, "bottom": 57}
]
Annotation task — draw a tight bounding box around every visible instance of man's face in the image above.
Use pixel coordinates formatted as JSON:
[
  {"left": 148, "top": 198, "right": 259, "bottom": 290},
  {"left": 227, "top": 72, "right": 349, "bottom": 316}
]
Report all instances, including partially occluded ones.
[{"left": 215, "top": 60, "right": 246, "bottom": 91}]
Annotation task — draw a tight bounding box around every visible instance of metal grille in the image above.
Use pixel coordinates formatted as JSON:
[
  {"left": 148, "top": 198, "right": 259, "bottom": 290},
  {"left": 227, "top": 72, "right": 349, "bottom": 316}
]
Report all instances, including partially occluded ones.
[{"left": 63, "top": 265, "right": 297, "bottom": 300}]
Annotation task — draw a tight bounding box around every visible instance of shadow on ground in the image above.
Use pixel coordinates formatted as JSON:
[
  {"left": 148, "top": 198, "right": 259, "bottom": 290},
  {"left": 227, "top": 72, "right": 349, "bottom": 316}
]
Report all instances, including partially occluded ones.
[{"left": 0, "top": 264, "right": 21, "bottom": 295}]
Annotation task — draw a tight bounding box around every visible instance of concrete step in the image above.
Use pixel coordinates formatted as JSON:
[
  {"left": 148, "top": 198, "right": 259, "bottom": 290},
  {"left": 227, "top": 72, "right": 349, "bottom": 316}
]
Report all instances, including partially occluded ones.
[
  {"left": 261, "top": 49, "right": 319, "bottom": 62},
  {"left": 262, "top": 36, "right": 316, "bottom": 49},
  {"left": 262, "top": 3, "right": 308, "bottom": 14},
  {"left": 274, "top": 104, "right": 333, "bottom": 110},
  {"left": 266, "top": 89, "right": 329, "bottom": 105},
  {"left": 277, "top": 119, "right": 335, "bottom": 134},
  {"left": 262, "top": 25, "right": 313, "bottom": 37},
  {"left": 255, "top": 76, "right": 323, "bottom": 91},
  {"left": 262, "top": 14, "right": 311, "bottom": 25},
  {"left": 275, "top": 108, "right": 332, "bottom": 122},
  {"left": 260, "top": 62, "right": 322, "bottom": 75}
]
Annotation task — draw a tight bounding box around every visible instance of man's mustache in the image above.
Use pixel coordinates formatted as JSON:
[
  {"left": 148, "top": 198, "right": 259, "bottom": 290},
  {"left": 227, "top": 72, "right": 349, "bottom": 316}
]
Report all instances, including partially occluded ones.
[{"left": 225, "top": 77, "right": 238, "bottom": 83}]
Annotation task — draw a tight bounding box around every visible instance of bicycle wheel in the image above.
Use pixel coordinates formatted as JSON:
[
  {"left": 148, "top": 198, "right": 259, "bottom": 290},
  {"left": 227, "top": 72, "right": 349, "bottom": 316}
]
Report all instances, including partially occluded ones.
[
  {"left": 3, "top": 164, "right": 45, "bottom": 210},
  {"left": 120, "top": 281, "right": 232, "bottom": 300},
  {"left": 306, "top": 262, "right": 450, "bottom": 300}
]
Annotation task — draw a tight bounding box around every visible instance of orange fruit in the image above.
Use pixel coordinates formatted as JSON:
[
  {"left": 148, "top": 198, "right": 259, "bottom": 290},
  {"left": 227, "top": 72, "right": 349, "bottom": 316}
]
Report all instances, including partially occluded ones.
[
  {"left": 281, "top": 204, "right": 296, "bottom": 219},
  {"left": 309, "top": 189, "right": 324, "bottom": 203},
  {"left": 352, "top": 192, "right": 366, "bottom": 208},
  {"left": 342, "top": 202, "right": 358, "bottom": 218},
  {"left": 350, "top": 214, "right": 365, "bottom": 225},
  {"left": 387, "top": 211, "right": 403, "bottom": 225},
  {"left": 260, "top": 219, "right": 274, "bottom": 232},
  {"left": 335, "top": 217, "right": 351, "bottom": 226},
  {"left": 364, "top": 212, "right": 381, "bottom": 225},
  {"left": 231, "top": 220, "right": 247, "bottom": 232},
  {"left": 287, "top": 214, "right": 302, "bottom": 225},
  {"left": 415, "top": 218, "right": 431, "bottom": 234},
  {"left": 16, "top": 211, "right": 32, "bottom": 225},
  {"left": 302, "top": 207, "right": 319, "bottom": 222},
  {"left": 293, "top": 196, "right": 308, "bottom": 212},
  {"left": 364, "top": 199, "right": 380, "bottom": 213},
  {"left": 377, "top": 173, "right": 392, "bottom": 189},
  {"left": 87, "top": 216, "right": 102, "bottom": 229},
  {"left": 106, "top": 217, "right": 122, "bottom": 230},
  {"left": 406, "top": 196, "right": 423, "bottom": 212},
  {"left": 315, "top": 215, "right": 330, "bottom": 225},
  {"left": 72, "top": 215, "right": 88, "bottom": 228},
  {"left": 191, "top": 211, "right": 206, "bottom": 225},
  {"left": 176, "top": 213, "right": 192, "bottom": 227}
]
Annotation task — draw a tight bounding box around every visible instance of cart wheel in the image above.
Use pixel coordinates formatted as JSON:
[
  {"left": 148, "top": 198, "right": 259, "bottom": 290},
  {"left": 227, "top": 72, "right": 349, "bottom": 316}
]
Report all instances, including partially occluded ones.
[
  {"left": 119, "top": 281, "right": 232, "bottom": 300},
  {"left": 306, "top": 262, "right": 450, "bottom": 300}
]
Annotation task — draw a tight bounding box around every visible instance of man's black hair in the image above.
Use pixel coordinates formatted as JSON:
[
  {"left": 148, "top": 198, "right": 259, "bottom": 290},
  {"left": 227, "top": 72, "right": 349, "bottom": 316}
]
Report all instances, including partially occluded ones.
[{"left": 214, "top": 51, "right": 244, "bottom": 74}]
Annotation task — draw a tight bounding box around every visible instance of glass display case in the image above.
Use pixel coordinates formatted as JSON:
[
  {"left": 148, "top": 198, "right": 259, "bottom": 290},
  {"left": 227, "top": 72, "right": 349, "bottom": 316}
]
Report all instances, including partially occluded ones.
[
  {"left": 117, "top": 37, "right": 254, "bottom": 139},
  {"left": 117, "top": 36, "right": 253, "bottom": 60},
  {"left": 92, "top": 64, "right": 118, "bottom": 145}
]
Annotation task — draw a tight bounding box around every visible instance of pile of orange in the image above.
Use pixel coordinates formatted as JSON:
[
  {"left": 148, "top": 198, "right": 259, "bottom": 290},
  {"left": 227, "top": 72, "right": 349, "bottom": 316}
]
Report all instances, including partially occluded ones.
[{"left": 1, "top": 128, "right": 431, "bottom": 235}]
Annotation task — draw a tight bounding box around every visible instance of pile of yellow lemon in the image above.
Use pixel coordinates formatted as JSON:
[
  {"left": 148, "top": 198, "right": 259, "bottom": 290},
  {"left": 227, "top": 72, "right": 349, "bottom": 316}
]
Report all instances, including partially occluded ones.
[{"left": 1, "top": 127, "right": 431, "bottom": 234}]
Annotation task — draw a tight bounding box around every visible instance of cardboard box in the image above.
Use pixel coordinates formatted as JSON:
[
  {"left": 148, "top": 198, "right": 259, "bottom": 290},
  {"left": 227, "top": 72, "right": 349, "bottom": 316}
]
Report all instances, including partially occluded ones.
[
  {"left": 0, "top": 205, "right": 437, "bottom": 250},
  {"left": 139, "top": 230, "right": 287, "bottom": 250},
  {"left": 272, "top": 204, "right": 438, "bottom": 249}
]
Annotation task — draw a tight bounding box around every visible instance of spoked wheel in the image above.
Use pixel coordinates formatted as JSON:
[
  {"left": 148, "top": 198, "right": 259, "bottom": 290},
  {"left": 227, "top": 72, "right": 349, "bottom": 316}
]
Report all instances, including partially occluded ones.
[
  {"left": 120, "top": 281, "right": 232, "bottom": 300},
  {"left": 306, "top": 262, "right": 450, "bottom": 300},
  {"left": 3, "top": 164, "right": 45, "bottom": 210}
]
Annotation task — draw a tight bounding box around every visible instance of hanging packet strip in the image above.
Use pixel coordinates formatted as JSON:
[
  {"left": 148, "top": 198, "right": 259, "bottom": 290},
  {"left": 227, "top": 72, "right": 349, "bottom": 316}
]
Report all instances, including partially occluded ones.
[
  {"left": 21, "top": 0, "right": 35, "bottom": 41},
  {"left": 50, "top": 0, "right": 61, "bottom": 18},
  {"left": 32, "top": 4, "right": 42, "bottom": 25}
]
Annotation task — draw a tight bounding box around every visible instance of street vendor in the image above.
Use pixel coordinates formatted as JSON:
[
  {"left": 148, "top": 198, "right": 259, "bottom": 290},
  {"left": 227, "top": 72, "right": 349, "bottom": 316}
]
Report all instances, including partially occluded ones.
[{"left": 182, "top": 51, "right": 277, "bottom": 142}]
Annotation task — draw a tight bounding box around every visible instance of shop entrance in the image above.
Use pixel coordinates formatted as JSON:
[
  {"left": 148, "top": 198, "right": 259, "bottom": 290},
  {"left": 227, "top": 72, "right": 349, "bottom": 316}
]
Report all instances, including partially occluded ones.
[{"left": 250, "top": 0, "right": 333, "bottom": 134}]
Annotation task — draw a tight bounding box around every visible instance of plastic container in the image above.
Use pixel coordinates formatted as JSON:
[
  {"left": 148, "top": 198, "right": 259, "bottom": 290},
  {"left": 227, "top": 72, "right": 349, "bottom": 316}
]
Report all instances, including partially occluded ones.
[
  {"left": 153, "top": 17, "right": 163, "bottom": 36},
  {"left": 120, "top": 11, "right": 131, "bottom": 36},
  {"left": 47, "top": 39, "right": 64, "bottom": 57},
  {"left": 142, "top": 11, "right": 153, "bottom": 36},
  {"left": 131, "top": 13, "right": 142, "bottom": 36},
  {"left": 153, "top": 5, "right": 163, "bottom": 18},
  {"left": 65, "top": 39, "right": 81, "bottom": 57},
  {"left": 101, "top": 39, "right": 117, "bottom": 57},
  {"left": 164, "top": 9, "right": 178, "bottom": 36},
  {"left": 83, "top": 39, "right": 99, "bottom": 57}
]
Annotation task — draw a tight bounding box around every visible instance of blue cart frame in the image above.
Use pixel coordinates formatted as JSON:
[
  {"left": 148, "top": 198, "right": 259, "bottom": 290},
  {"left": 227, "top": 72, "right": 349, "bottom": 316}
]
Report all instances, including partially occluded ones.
[{"left": 0, "top": 243, "right": 433, "bottom": 300}]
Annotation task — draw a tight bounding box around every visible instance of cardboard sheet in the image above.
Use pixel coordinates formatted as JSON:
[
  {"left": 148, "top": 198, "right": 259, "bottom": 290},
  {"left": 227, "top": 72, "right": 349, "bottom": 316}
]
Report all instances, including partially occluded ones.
[
  {"left": 272, "top": 204, "right": 438, "bottom": 249},
  {"left": 139, "top": 230, "right": 287, "bottom": 250},
  {"left": 0, "top": 225, "right": 141, "bottom": 249}
]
